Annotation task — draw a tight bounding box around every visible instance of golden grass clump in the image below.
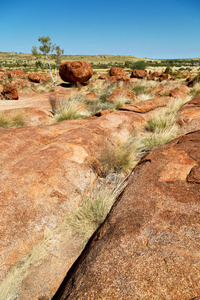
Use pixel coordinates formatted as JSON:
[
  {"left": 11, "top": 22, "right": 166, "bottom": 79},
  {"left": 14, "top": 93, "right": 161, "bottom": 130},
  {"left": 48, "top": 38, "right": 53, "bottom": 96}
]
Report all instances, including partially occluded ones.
[
  {"left": 189, "top": 82, "right": 200, "bottom": 96},
  {"left": 55, "top": 99, "right": 83, "bottom": 122},
  {"left": 99, "top": 142, "right": 136, "bottom": 176},
  {"left": 0, "top": 113, "right": 26, "bottom": 128},
  {"left": 67, "top": 176, "right": 127, "bottom": 244}
]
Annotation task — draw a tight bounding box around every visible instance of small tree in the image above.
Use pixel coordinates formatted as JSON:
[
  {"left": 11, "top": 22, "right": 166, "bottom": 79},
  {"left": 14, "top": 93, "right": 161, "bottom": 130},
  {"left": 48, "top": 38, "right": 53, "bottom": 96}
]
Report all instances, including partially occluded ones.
[{"left": 32, "top": 36, "right": 64, "bottom": 86}]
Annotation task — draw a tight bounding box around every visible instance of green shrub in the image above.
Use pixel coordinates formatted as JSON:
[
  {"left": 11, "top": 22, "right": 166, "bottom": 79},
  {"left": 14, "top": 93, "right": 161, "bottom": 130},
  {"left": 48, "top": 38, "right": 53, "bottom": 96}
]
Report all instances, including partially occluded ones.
[
  {"left": 131, "top": 60, "right": 147, "bottom": 70},
  {"left": 164, "top": 66, "right": 173, "bottom": 75}
]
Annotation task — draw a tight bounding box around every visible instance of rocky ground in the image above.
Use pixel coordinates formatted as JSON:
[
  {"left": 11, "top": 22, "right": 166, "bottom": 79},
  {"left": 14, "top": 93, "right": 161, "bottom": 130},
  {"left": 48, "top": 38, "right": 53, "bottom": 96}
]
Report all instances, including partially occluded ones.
[{"left": 0, "top": 64, "right": 200, "bottom": 299}]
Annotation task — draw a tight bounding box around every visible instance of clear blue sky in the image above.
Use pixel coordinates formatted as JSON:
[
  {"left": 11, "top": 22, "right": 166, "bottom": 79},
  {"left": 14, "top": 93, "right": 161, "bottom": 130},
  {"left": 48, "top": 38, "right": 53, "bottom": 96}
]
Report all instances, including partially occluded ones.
[{"left": 1, "top": 0, "right": 200, "bottom": 59}]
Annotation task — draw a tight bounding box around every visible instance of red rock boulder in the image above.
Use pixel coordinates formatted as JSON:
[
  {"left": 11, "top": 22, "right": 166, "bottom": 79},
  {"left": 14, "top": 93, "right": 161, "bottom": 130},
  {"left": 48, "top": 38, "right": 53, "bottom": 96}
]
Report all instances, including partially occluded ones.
[
  {"left": 169, "top": 85, "right": 190, "bottom": 99},
  {"left": 147, "top": 74, "right": 155, "bottom": 80},
  {"left": 28, "top": 73, "right": 41, "bottom": 83},
  {"left": 85, "top": 91, "right": 98, "bottom": 100},
  {"left": 106, "top": 75, "right": 130, "bottom": 84},
  {"left": 176, "top": 94, "right": 200, "bottom": 134},
  {"left": 1, "top": 82, "right": 18, "bottom": 100},
  {"left": 130, "top": 69, "right": 147, "bottom": 79},
  {"left": 54, "top": 131, "right": 200, "bottom": 299},
  {"left": 98, "top": 74, "right": 106, "bottom": 80},
  {"left": 152, "top": 71, "right": 162, "bottom": 77},
  {"left": 160, "top": 73, "right": 171, "bottom": 80},
  {"left": 109, "top": 67, "right": 126, "bottom": 77},
  {"left": 59, "top": 61, "right": 93, "bottom": 84}
]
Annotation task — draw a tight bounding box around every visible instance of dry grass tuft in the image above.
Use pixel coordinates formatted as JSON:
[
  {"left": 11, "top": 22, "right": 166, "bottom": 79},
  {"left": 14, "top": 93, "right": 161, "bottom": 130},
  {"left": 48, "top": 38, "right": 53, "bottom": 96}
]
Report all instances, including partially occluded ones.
[
  {"left": 99, "top": 142, "right": 136, "bottom": 176},
  {"left": 55, "top": 99, "right": 83, "bottom": 122},
  {"left": 0, "top": 113, "right": 26, "bottom": 128},
  {"left": 189, "top": 82, "right": 200, "bottom": 97},
  {"left": 112, "top": 94, "right": 132, "bottom": 110},
  {"left": 67, "top": 175, "right": 127, "bottom": 244}
]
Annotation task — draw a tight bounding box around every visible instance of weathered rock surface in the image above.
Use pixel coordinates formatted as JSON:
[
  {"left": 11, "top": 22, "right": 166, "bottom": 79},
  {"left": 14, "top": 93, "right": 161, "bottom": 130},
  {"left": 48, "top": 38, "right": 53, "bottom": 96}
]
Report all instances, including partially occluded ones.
[
  {"left": 176, "top": 94, "right": 200, "bottom": 133},
  {"left": 85, "top": 91, "right": 98, "bottom": 100},
  {"left": 59, "top": 61, "right": 93, "bottom": 84},
  {"left": 2, "top": 107, "right": 53, "bottom": 126},
  {"left": 147, "top": 74, "right": 155, "bottom": 80},
  {"left": 149, "top": 84, "right": 189, "bottom": 97},
  {"left": 152, "top": 71, "right": 162, "bottom": 77},
  {"left": 0, "top": 111, "right": 145, "bottom": 300},
  {"left": 54, "top": 131, "right": 200, "bottom": 300},
  {"left": 130, "top": 69, "right": 147, "bottom": 79},
  {"left": 28, "top": 73, "right": 41, "bottom": 83},
  {"left": 160, "top": 73, "right": 171, "bottom": 80},
  {"left": 1, "top": 82, "right": 19, "bottom": 100},
  {"left": 120, "top": 96, "right": 173, "bottom": 113},
  {"left": 107, "top": 88, "right": 137, "bottom": 102},
  {"left": 106, "top": 75, "right": 130, "bottom": 84},
  {"left": 169, "top": 85, "right": 190, "bottom": 99},
  {"left": 98, "top": 74, "right": 106, "bottom": 80},
  {"left": 109, "top": 67, "right": 126, "bottom": 77}
]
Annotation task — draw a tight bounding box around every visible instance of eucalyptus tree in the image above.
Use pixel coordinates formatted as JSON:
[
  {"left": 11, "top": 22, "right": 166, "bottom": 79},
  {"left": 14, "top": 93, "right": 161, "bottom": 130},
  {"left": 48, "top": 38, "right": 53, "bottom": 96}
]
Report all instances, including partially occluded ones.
[{"left": 32, "top": 36, "right": 64, "bottom": 86}]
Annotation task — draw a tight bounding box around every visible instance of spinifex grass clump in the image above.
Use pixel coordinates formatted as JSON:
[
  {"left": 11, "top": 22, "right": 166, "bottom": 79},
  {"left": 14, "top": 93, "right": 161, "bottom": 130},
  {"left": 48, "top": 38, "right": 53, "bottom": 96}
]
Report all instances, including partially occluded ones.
[
  {"left": 67, "top": 176, "right": 127, "bottom": 244},
  {"left": 112, "top": 93, "right": 133, "bottom": 110},
  {"left": 189, "top": 82, "right": 200, "bottom": 97},
  {"left": 146, "top": 113, "right": 175, "bottom": 132},
  {"left": 99, "top": 142, "right": 136, "bottom": 176},
  {"left": 0, "top": 113, "right": 26, "bottom": 128},
  {"left": 146, "top": 97, "right": 191, "bottom": 133},
  {"left": 138, "top": 96, "right": 192, "bottom": 152},
  {"left": 55, "top": 99, "right": 83, "bottom": 122},
  {"left": 141, "top": 125, "right": 179, "bottom": 151},
  {"left": 132, "top": 84, "right": 147, "bottom": 96},
  {"left": 86, "top": 98, "right": 112, "bottom": 115}
]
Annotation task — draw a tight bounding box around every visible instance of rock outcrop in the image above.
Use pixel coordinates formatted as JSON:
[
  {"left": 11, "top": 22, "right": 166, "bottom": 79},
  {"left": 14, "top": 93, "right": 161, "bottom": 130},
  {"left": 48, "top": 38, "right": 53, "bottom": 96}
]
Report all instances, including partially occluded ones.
[
  {"left": 59, "top": 61, "right": 93, "bottom": 84},
  {"left": 107, "top": 88, "right": 137, "bottom": 102},
  {"left": 119, "top": 96, "right": 173, "bottom": 113},
  {"left": 1, "top": 82, "right": 19, "bottom": 100},
  {"left": 106, "top": 75, "right": 130, "bottom": 84},
  {"left": 176, "top": 94, "right": 200, "bottom": 133},
  {"left": 130, "top": 69, "right": 147, "bottom": 79},
  {"left": 28, "top": 73, "right": 41, "bottom": 83},
  {"left": 169, "top": 85, "right": 190, "bottom": 98},
  {"left": 54, "top": 131, "right": 200, "bottom": 300},
  {"left": 98, "top": 74, "right": 106, "bottom": 80},
  {"left": 109, "top": 67, "right": 126, "bottom": 77},
  {"left": 0, "top": 111, "right": 145, "bottom": 300}
]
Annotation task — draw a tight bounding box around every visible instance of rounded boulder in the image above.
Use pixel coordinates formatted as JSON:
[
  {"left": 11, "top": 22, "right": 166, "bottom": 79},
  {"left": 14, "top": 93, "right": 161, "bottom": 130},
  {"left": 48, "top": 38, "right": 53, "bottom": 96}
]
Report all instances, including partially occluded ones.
[
  {"left": 2, "top": 83, "right": 18, "bottom": 100},
  {"left": 59, "top": 61, "right": 93, "bottom": 84},
  {"left": 109, "top": 67, "right": 126, "bottom": 77}
]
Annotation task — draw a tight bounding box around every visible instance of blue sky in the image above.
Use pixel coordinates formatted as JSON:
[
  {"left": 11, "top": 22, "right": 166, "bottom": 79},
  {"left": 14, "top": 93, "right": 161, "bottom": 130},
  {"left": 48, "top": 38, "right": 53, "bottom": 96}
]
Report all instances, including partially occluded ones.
[{"left": 1, "top": 0, "right": 200, "bottom": 59}]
